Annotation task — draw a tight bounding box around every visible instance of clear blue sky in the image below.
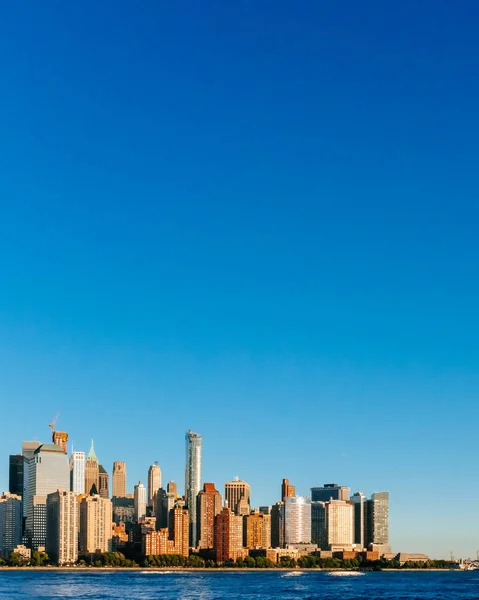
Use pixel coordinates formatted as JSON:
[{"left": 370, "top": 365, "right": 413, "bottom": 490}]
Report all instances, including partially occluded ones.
[{"left": 1, "top": 1, "right": 478, "bottom": 559}]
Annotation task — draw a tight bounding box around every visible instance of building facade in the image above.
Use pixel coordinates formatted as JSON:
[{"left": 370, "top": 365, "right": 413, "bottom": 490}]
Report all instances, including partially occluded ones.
[
  {"left": 271, "top": 502, "right": 285, "bottom": 548},
  {"left": 155, "top": 488, "right": 176, "bottom": 530},
  {"left": 284, "top": 496, "right": 311, "bottom": 545},
  {"left": 134, "top": 482, "right": 147, "bottom": 522},
  {"left": 367, "top": 492, "right": 389, "bottom": 547},
  {"left": 351, "top": 492, "right": 367, "bottom": 549},
  {"left": 169, "top": 507, "right": 189, "bottom": 557},
  {"left": 311, "top": 483, "right": 350, "bottom": 503},
  {"left": 148, "top": 462, "right": 162, "bottom": 507},
  {"left": 84, "top": 441, "right": 99, "bottom": 496},
  {"left": 8, "top": 456, "right": 24, "bottom": 498},
  {"left": 98, "top": 465, "right": 109, "bottom": 499},
  {"left": 46, "top": 490, "right": 78, "bottom": 565},
  {"left": 112, "top": 462, "right": 127, "bottom": 498},
  {"left": 69, "top": 452, "right": 85, "bottom": 495},
  {"left": 244, "top": 510, "right": 271, "bottom": 549},
  {"left": 167, "top": 481, "right": 178, "bottom": 497},
  {"left": 0, "top": 492, "right": 22, "bottom": 558},
  {"left": 281, "top": 478, "right": 296, "bottom": 501},
  {"left": 325, "top": 499, "right": 353, "bottom": 549},
  {"left": 215, "top": 506, "right": 247, "bottom": 563},
  {"left": 311, "top": 501, "right": 327, "bottom": 549},
  {"left": 197, "top": 483, "right": 222, "bottom": 549},
  {"left": 22, "top": 441, "right": 41, "bottom": 520},
  {"left": 224, "top": 477, "right": 251, "bottom": 515},
  {"left": 52, "top": 431, "right": 68, "bottom": 454},
  {"left": 79, "top": 494, "right": 113, "bottom": 554},
  {"left": 185, "top": 430, "right": 202, "bottom": 547}
]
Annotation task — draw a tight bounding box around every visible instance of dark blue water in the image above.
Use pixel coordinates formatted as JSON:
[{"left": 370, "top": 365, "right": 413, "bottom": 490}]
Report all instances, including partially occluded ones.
[{"left": 0, "top": 570, "right": 476, "bottom": 600}]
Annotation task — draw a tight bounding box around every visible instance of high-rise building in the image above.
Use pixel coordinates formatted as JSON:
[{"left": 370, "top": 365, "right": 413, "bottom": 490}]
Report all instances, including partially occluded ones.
[
  {"left": 311, "top": 501, "right": 327, "bottom": 549},
  {"left": 155, "top": 488, "right": 176, "bottom": 530},
  {"left": 22, "top": 441, "right": 41, "bottom": 521},
  {"left": 98, "top": 465, "right": 109, "bottom": 499},
  {"left": 167, "top": 481, "right": 178, "bottom": 497},
  {"left": 52, "top": 431, "right": 68, "bottom": 454},
  {"left": 351, "top": 492, "right": 367, "bottom": 549},
  {"left": 134, "top": 482, "right": 147, "bottom": 522},
  {"left": 112, "top": 462, "right": 127, "bottom": 498},
  {"left": 112, "top": 496, "right": 135, "bottom": 527},
  {"left": 148, "top": 462, "right": 162, "bottom": 507},
  {"left": 25, "top": 443, "right": 70, "bottom": 549},
  {"left": 46, "top": 490, "right": 78, "bottom": 565},
  {"left": 169, "top": 507, "right": 189, "bottom": 557},
  {"left": 214, "top": 506, "right": 247, "bottom": 563},
  {"left": 284, "top": 496, "right": 311, "bottom": 545},
  {"left": 281, "top": 479, "right": 296, "bottom": 501},
  {"left": 9, "top": 456, "right": 24, "bottom": 497},
  {"left": 367, "top": 492, "right": 389, "bottom": 547},
  {"left": 310, "top": 484, "right": 350, "bottom": 503},
  {"left": 185, "top": 430, "right": 202, "bottom": 547},
  {"left": 325, "top": 499, "right": 353, "bottom": 549},
  {"left": 143, "top": 528, "right": 175, "bottom": 556},
  {"left": 224, "top": 477, "right": 251, "bottom": 515},
  {"left": 0, "top": 492, "right": 22, "bottom": 558},
  {"left": 84, "top": 441, "right": 99, "bottom": 496},
  {"left": 197, "top": 483, "right": 222, "bottom": 549},
  {"left": 244, "top": 510, "right": 271, "bottom": 550},
  {"left": 69, "top": 452, "right": 85, "bottom": 495},
  {"left": 271, "top": 502, "right": 284, "bottom": 548},
  {"left": 79, "top": 494, "right": 113, "bottom": 554}
]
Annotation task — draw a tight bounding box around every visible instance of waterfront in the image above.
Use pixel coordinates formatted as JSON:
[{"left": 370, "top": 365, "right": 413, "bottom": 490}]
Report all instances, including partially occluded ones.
[{"left": 0, "top": 570, "right": 476, "bottom": 599}]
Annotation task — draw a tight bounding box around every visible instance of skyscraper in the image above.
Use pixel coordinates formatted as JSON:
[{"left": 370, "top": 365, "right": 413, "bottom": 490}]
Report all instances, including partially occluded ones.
[
  {"left": 98, "top": 465, "right": 109, "bottom": 498},
  {"left": 26, "top": 443, "right": 70, "bottom": 549},
  {"left": 311, "top": 501, "right": 327, "bottom": 549},
  {"left": 197, "top": 483, "right": 222, "bottom": 549},
  {"left": 185, "top": 430, "right": 202, "bottom": 547},
  {"left": 112, "top": 462, "right": 127, "bottom": 498},
  {"left": 155, "top": 488, "right": 176, "bottom": 530},
  {"left": 134, "top": 482, "right": 147, "bottom": 522},
  {"left": 79, "top": 494, "right": 113, "bottom": 554},
  {"left": 46, "top": 490, "right": 78, "bottom": 565},
  {"left": 148, "top": 462, "right": 162, "bottom": 506},
  {"left": 351, "top": 492, "right": 367, "bottom": 549},
  {"left": 284, "top": 496, "right": 311, "bottom": 545},
  {"left": 69, "top": 452, "right": 85, "bottom": 495},
  {"left": 167, "top": 481, "right": 178, "bottom": 497},
  {"left": 224, "top": 477, "right": 250, "bottom": 515},
  {"left": 214, "top": 506, "right": 247, "bottom": 563},
  {"left": 52, "top": 431, "right": 68, "bottom": 454},
  {"left": 367, "top": 492, "right": 389, "bottom": 548},
  {"left": 0, "top": 492, "right": 22, "bottom": 558},
  {"left": 84, "top": 441, "right": 99, "bottom": 496},
  {"left": 271, "top": 502, "right": 285, "bottom": 548},
  {"left": 325, "top": 499, "right": 353, "bottom": 549},
  {"left": 281, "top": 478, "right": 296, "bottom": 501},
  {"left": 8, "top": 456, "right": 23, "bottom": 497},
  {"left": 244, "top": 510, "right": 271, "bottom": 550},
  {"left": 169, "top": 507, "right": 189, "bottom": 557},
  {"left": 310, "top": 483, "right": 350, "bottom": 502},
  {"left": 22, "top": 441, "right": 41, "bottom": 520}
]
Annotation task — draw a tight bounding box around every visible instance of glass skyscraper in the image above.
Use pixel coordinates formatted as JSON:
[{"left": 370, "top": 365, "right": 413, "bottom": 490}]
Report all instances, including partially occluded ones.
[{"left": 185, "top": 430, "right": 202, "bottom": 547}]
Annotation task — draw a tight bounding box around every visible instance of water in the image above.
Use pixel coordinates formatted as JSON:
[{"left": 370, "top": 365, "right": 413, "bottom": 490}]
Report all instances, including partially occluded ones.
[{"left": 0, "top": 570, "right": 476, "bottom": 600}]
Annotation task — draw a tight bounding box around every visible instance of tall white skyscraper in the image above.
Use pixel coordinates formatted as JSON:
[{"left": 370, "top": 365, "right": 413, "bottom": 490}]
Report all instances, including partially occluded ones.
[
  {"left": 326, "top": 499, "right": 353, "bottom": 549},
  {"left": 46, "top": 490, "right": 79, "bottom": 566},
  {"left": 134, "top": 481, "right": 147, "bottom": 522},
  {"left": 26, "top": 443, "right": 70, "bottom": 549},
  {"left": 69, "top": 451, "right": 86, "bottom": 495},
  {"left": 148, "top": 462, "right": 162, "bottom": 506},
  {"left": 284, "top": 496, "right": 311, "bottom": 545},
  {"left": 185, "top": 430, "right": 202, "bottom": 547}
]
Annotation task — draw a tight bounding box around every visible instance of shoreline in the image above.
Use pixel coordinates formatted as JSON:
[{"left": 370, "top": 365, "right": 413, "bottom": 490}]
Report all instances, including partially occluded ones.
[{"left": 0, "top": 567, "right": 461, "bottom": 573}]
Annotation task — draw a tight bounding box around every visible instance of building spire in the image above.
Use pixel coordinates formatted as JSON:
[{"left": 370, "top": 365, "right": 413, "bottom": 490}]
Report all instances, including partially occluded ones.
[{"left": 87, "top": 439, "right": 98, "bottom": 461}]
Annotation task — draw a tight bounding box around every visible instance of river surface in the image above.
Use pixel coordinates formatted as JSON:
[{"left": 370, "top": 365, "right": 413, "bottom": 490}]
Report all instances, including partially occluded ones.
[{"left": 0, "top": 570, "right": 476, "bottom": 599}]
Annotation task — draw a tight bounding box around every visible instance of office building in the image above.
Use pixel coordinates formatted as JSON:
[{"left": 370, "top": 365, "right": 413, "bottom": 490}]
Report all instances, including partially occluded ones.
[
  {"left": 215, "top": 506, "right": 247, "bottom": 562},
  {"left": 46, "top": 490, "right": 78, "bottom": 565},
  {"left": 98, "top": 465, "right": 109, "bottom": 498},
  {"left": 311, "top": 483, "right": 350, "bottom": 503},
  {"left": 22, "top": 441, "right": 41, "bottom": 520},
  {"left": 281, "top": 478, "right": 296, "bottom": 501},
  {"left": 351, "top": 492, "right": 367, "bottom": 549},
  {"left": 143, "top": 528, "right": 175, "bottom": 556},
  {"left": 0, "top": 492, "right": 22, "bottom": 558},
  {"left": 84, "top": 441, "right": 99, "bottom": 496},
  {"left": 244, "top": 510, "right": 271, "bottom": 549},
  {"left": 311, "top": 501, "right": 327, "bottom": 549},
  {"left": 112, "top": 496, "right": 135, "bottom": 526},
  {"left": 112, "top": 461, "right": 127, "bottom": 498},
  {"left": 197, "top": 483, "right": 222, "bottom": 549},
  {"left": 169, "top": 507, "right": 189, "bottom": 557},
  {"left": 79, "top": 494, "right": 113, "bottom": 554},
  {"left": 134, "top": 482, "right": 147, "bottom": 522},
  {"left": 367, "top": 492, "right": 389, "bottom": 546},
  {"left": 167, "top": 481, "right": 178, "bottom": 497},
  {"left": 52, "top": 431, "right": 68, "bottom": 454},
  {"left": 284, "top": 496, "right": 311, "bottom": 545},
  {"left": 325, "top": 499, "right": 353, "bottom": 549},
  {"left": 271, "top": 502, "right": 285, "bottom": 548},
  {"left": 9, "top": 456, "right": 23, "bottom": 497},
  {"left": 185, "top": 430, "right": 202, "bottom": 547},
  {"left": 148, "top": 462, "right": 162, "bottom": 506},
  {"left": 69, "top": 452, "right": 85, "bottom": 495},
  {"left": 224, "top": 477, "right": 250, "bottom": 515},
  {"left": 26, "top": 443, "right": 70, "bottom": 548},
  {"left": 155, "top": 488, "right": 176, "bottom": 530}
]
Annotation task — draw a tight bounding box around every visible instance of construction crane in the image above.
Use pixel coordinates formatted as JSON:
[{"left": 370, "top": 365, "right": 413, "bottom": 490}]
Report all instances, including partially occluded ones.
[{"left": 49, "top": 412, "right": 60, "bottom": 433}]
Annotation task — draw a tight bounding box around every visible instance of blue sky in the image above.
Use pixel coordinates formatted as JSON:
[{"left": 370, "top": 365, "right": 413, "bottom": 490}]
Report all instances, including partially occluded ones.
[{"left": 0, "top": 1, "right": 478, "bottom": 558}]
